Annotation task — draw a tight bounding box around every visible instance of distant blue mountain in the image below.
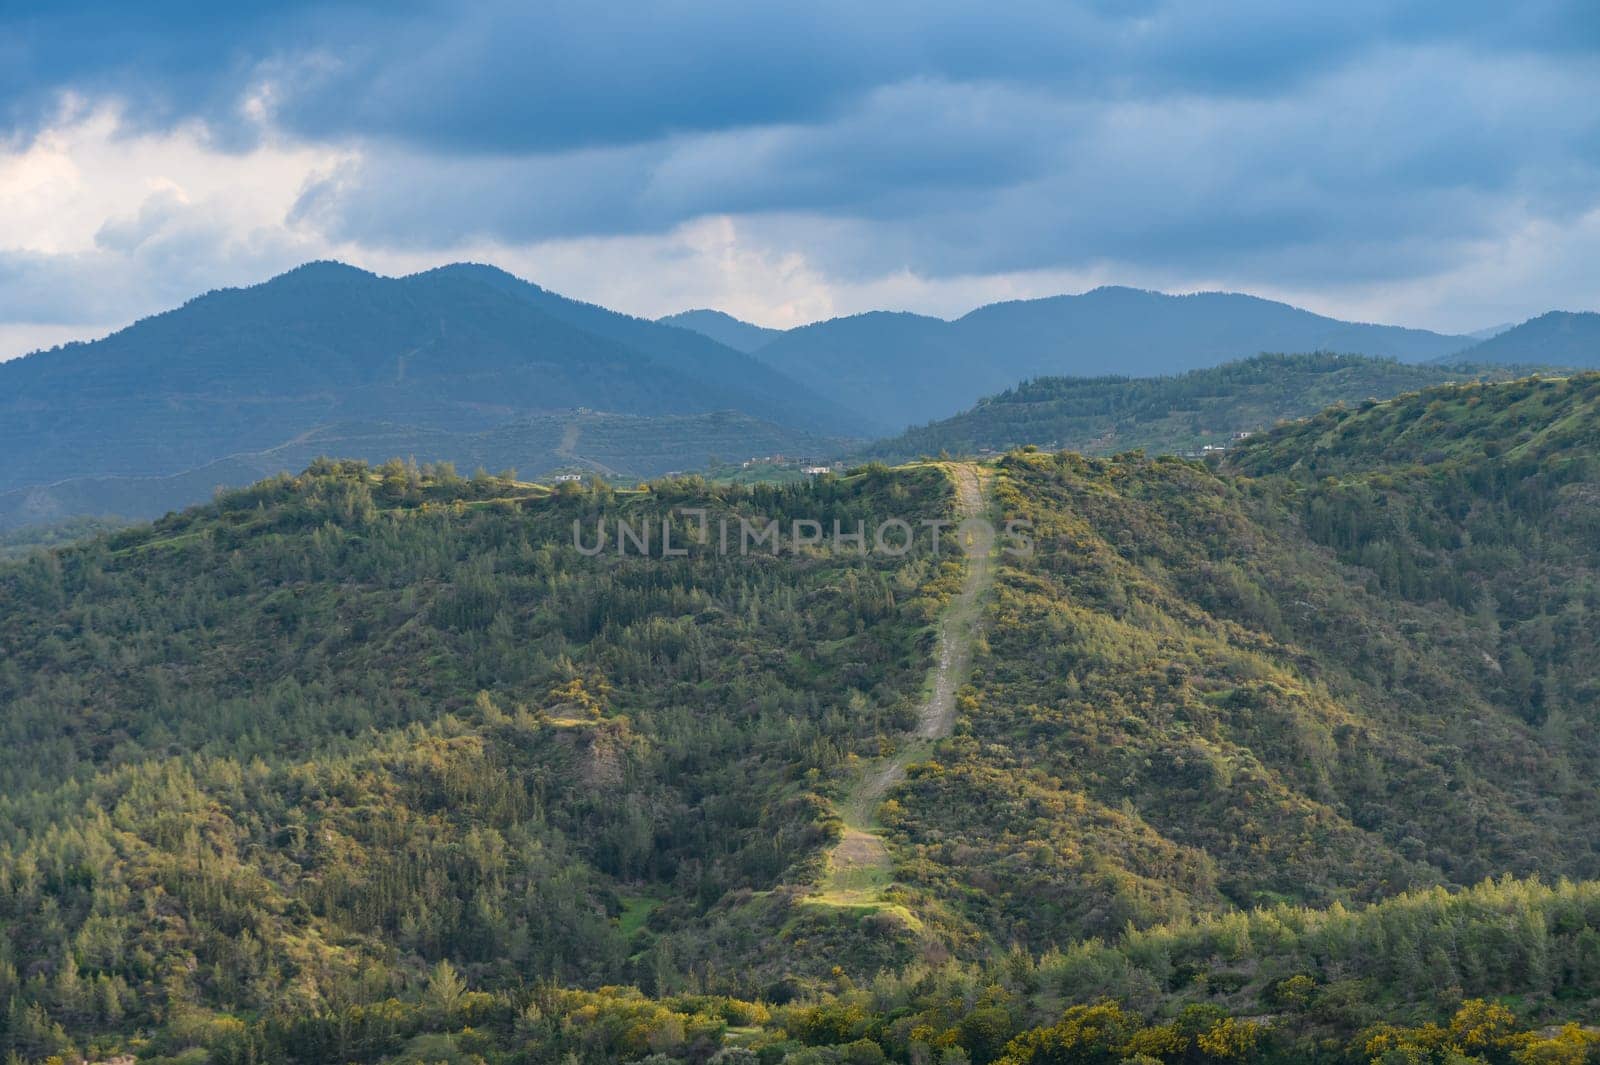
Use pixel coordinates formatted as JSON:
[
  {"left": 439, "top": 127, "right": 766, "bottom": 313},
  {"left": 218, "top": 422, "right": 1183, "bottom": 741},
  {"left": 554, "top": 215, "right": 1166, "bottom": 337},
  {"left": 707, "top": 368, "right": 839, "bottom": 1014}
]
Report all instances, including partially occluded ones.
[
  {"left": 741, "top": 286, "right": 1476, "bottom": 429},
  {"left": 1449, "top": 311, "right": 1600, "bottom": 367},
  {"left": 0, "top": 262, "right": 861, "bottom": 525},
  {"left": 2, "top": 266, "right": 1526, "bottom": 527},
  {"left": 658, "top": 309, "right": 782, "bottom": 353}
]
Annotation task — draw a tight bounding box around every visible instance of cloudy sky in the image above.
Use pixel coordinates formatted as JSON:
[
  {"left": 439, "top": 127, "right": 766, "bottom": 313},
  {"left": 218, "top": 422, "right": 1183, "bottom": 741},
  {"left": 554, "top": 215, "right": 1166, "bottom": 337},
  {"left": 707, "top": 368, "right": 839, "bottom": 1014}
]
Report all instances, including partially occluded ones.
[{"left": 2, "top": 1, "right": 1597, "bottom": 359}]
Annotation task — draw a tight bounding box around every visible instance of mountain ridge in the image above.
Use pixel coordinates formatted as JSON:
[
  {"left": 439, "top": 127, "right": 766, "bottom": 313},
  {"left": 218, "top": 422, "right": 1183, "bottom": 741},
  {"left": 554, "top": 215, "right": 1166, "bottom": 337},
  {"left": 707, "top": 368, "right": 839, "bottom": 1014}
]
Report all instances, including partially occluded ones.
[
  {"left": 0, "top": 261, "right": 864, "bottom": 526},
  {"left": 858, "top": 352, "right": 1536, "bottom": 462},
  {"left": 657, "top": 308, "right": 783, "bottom": 352},
  {"left": 9, "top": 263, "right": 1589, "bottom": 532},
  {"left": 1449, "top": 309, "right": 1600, "bottom": 367},
  {"left": 745, "top": 286, "right": 1477, "bottom": 429}
]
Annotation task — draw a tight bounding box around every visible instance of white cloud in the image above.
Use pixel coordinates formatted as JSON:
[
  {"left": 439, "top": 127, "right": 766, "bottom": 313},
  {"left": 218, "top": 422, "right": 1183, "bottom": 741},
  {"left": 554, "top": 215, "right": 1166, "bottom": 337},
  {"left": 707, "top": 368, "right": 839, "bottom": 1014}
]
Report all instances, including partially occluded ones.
[
  {"left": 1256, "top": 205, "right": 1600, "bottom": 334},
  {"left": 0, "top": 103, "right": 349, "bottom": 355}
]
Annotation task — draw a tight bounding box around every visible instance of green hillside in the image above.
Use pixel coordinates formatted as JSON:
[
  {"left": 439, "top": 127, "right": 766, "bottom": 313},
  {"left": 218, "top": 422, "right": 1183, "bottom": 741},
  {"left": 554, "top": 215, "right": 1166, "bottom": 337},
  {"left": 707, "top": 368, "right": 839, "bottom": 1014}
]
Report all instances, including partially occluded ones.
[
  {"left": 7, "top": 375, "right": 1600, "bottom": 1061},
  {"left": 0, "top": 517, "right": 130, "bottom": 561},
  {"left": 862, "top": 353, "right": 1528, "bottom": 462},
  {"left": 1228, "top": 371, "right": 1600, "bottom": 477}
]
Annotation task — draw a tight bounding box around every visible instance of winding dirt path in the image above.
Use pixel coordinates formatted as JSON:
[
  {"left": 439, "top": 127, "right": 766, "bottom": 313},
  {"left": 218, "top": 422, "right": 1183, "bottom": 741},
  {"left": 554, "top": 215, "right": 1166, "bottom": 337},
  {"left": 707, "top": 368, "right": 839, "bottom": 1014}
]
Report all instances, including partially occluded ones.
[{"left": 813, "top": 462, "right": 995, "bottom": 906}]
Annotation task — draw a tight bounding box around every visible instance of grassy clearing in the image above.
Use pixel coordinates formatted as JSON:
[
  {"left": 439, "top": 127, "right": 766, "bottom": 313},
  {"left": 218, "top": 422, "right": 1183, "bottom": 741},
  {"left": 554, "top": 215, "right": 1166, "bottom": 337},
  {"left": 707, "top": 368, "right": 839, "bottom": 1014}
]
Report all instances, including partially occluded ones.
[{"left": 616, "top": 894, "right": 662, "bottom": 939}]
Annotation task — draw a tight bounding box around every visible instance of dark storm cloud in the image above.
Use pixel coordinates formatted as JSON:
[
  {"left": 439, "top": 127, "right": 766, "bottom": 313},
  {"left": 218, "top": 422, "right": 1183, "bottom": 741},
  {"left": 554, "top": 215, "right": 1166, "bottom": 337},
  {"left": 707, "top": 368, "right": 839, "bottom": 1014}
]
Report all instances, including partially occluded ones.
[
  {"left": 10, "top": 1, "right": 1596, "bottom": 151},
  {"left": 282, "top": 42, "right": 1600, "bottom": 287},
  {"left": 4, "top": 0, "right": 1599, "bottom": 307}
]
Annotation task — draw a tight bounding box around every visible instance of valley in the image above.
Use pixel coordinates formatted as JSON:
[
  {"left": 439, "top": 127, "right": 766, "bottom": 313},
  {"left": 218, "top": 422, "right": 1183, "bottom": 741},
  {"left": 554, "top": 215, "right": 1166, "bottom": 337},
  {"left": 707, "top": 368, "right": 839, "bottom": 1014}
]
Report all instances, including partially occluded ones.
[
  {"left": 6, "top": 374, "right": 1600, "bottom": 1061},
  {"left": 8, "top": 7, "right": 1600, "bottom": 1063}
]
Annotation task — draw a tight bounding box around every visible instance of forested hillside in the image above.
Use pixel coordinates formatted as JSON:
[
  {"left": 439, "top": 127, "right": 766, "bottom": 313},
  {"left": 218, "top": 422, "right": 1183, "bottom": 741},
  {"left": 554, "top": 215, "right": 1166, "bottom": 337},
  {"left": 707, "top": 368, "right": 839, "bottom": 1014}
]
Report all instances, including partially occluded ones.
[
  {"left": 1451, "top": 311, "right": 1600, "bottom": 368},
  {"left": 903, "top": 442, "right": 1600, "bottom": 948},
  {"left": 0, "top": 518, "right": 129, "bottom": 561},
  {"left": 862, "top": 353, "right": 1528, "bottom": 462},
  {"left": 7, "top": 375, "right": 1600, "bottom": 1062}
]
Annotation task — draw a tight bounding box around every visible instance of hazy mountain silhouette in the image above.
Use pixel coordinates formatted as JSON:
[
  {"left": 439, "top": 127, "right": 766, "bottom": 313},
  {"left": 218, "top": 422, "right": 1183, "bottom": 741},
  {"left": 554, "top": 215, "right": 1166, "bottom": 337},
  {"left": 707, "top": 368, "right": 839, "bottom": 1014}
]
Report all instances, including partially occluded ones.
[
  {"left": 658, "top": 309, "right": 782, "bottom": 353},
  {"left": 5, "top": 265, "right": 1549, "bottom": 528},
  {"left": 0, "top": 262, "right": 860, "bottom": 522},
  {"left": 0, "top": 409, "right": 841, "bottom": 529},
  {"left": 1451, "top": 311, "right": 1600, "bottom": 367},
  {"left": 742, "top": 286, "right": 1475, "bottom": 428}
]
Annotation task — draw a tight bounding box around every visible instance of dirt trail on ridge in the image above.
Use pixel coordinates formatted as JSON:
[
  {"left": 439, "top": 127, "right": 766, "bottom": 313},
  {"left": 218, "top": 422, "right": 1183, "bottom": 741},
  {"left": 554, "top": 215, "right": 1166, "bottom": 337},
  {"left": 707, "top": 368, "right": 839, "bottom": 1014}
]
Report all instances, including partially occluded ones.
[{"left": 814, "top": 462, "right": 996, "bottom": 904}]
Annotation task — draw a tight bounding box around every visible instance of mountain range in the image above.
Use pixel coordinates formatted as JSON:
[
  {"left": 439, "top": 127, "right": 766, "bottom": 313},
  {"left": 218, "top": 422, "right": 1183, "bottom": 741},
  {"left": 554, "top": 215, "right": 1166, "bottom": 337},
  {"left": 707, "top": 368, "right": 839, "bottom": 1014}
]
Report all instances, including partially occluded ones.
[
  {"left": 668, "top": 293, "right": 1600, "bottom": 430},
  {"left": 0, "top": 263, "right": 855, "bottom": 527},
  {"left": 3, "top": 262, "right": 1595, "bottom": 530},
  {"left": 679, "top": 286, "right": 1480, "bottom": 429},
  {"left": 1446, "top": 309, "right": 1600, "bottom": 367}
]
